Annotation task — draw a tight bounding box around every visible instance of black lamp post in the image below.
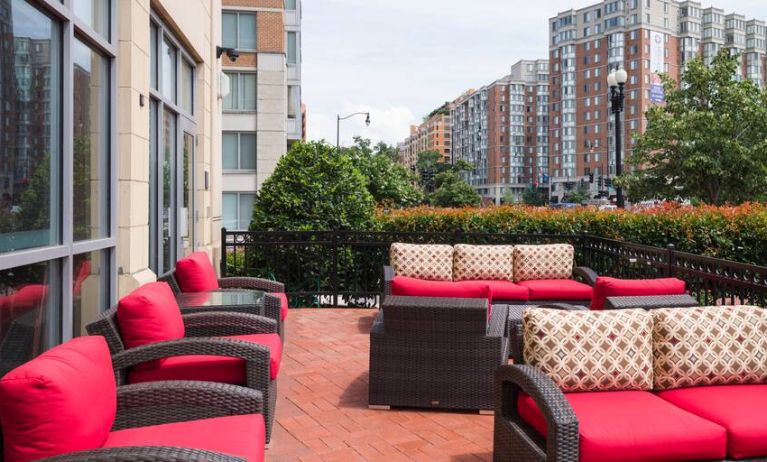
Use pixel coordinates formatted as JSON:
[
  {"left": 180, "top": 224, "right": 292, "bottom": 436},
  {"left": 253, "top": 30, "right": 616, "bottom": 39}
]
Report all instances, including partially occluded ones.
[
  {"left": 336, "top": 112, "right": 371, "bottom": 149},
  {"left": 608, "top": 66, "right": 628, "bottom": 209}
]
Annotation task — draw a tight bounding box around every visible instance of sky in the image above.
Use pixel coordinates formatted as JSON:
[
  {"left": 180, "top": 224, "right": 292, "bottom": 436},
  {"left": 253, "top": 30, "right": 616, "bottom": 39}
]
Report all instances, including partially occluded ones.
[{"left": 303, "top": 0, "right": 767, "bottom": 147}]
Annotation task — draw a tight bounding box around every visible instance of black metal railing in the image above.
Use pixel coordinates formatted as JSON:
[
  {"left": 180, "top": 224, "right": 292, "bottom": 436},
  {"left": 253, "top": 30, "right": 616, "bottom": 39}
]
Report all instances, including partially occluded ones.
[{"left": 221, "top": 228, "right": 767, "bottom": 308}]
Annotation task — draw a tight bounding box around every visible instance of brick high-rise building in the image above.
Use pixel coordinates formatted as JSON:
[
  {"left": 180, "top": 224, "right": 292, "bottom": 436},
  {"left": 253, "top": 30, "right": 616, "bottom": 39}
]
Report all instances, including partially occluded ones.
[
  {"left": 398, "top": 102, "right": 453, "bottom": 169},
  {"left": 451, "top": 60, "right": 549, "bottom": 204}
]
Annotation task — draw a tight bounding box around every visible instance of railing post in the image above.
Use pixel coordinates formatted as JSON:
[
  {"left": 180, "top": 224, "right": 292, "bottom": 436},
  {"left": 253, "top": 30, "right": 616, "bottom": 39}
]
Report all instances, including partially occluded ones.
[
  {"left": 220, "top": 227, "right": 227, "bottom": 277},
  {"left": 331, "top": 231, "right": 338, "bottom": 307},
  {"left": 667, "top": 244, "right": 676, "bottom": 278}
]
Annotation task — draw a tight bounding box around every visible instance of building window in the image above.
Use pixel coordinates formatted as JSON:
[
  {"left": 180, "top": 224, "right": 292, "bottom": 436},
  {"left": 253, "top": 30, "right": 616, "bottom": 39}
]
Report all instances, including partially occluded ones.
[
  {"left": 285, "top": 0, "right": 297, "bottom": 9},
  {"left": 222, "top": 133, "right": 257, "bottom": 171},
  {"left": 287, "top": 31, "right": 298, "bottom": 64},
  {"left": 223, "top": 72, "right": 257, "bottom": 111},
  {"left": 287, "top": 85, "right": 299, "bottom": 119},
  {"left": 223, "top": 193, "right": 256, "bottom": 230},
  {"left": 222, "top": 12, "right": 257, "bottom": 50}
]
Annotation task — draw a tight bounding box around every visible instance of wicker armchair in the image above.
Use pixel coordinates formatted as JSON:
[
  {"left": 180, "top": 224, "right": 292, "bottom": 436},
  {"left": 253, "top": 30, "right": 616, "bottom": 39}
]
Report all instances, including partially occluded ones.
[
  {"left": 86, "top": 309, "right": 279, "bottom": 444},
  {"left": 34, "top": 381, "right": 263, "bottom": 462},
  {"left": 369, "top": 296, "right": 509, "bottom": 412}
]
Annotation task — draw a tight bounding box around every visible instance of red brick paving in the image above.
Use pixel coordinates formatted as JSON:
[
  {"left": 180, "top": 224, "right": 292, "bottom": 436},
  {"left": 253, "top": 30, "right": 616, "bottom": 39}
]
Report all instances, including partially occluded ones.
[{"left": 269, "top": 309, "right": 494, "bottom": 461}]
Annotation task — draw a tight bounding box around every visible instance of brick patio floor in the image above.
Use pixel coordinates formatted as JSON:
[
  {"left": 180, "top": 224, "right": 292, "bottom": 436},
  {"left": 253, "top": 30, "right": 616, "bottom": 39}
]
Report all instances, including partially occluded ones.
[{"left": 268, "top": 309, "right": 494, "bottom": 462}]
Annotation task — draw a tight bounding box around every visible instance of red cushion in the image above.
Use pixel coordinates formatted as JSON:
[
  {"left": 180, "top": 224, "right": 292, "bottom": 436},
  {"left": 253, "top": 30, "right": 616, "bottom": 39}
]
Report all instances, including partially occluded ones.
[
  {"left": 104, "top": 414, "right": 264, "bottom": 462},
  {"left": 518, "top": 390, "right": 726, "bottom": 462},
  {"left": 73, "top": 260, "right": 92, "bottom": 297},
  {"left": 0, "top": 337, "right": 117, "bottom": 462},
  {"left": 391, "top": 276, "right": 491, "bottom": 300},
  {"left": 10, "top": 284, "right": 48, "bottom": 310},
  {"left": 475, "top": 280, "right": 529, "bottom": 301},
  {"left": 657, "top": 385, "right": 767, "bottom": 459},
  {"left": 591, "top": 277, "right": 686, "bottom": 310},
  {"left": 117, "top": 282, "right": 185, "bottom": 369},
  {"left": 517, "top": 279, "right": 593, "bottom": 301},
  {"left": 128, "top": 333, "right": 282, "bottom": 384},
  {"left": 277, "top": 292, "right": 289, "bottom": 320},
  {"left": 175, "top": 251, "right": 220, "bottom": 293}
]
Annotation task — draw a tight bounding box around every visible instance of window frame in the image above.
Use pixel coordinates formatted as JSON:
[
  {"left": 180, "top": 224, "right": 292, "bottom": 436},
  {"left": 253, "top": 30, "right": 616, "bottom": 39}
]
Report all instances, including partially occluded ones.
[
  {"left": 222, "top": 71, "right": 257, "bottom": 112},
  {"left": 222, "top": 10, "right": 257, "bottom": 52},
  {"left": 223, "top": 192, "right": 256, "bottom": 231},
  {"left": 222, "top": 132, "right": 257, "bottom": 172}
]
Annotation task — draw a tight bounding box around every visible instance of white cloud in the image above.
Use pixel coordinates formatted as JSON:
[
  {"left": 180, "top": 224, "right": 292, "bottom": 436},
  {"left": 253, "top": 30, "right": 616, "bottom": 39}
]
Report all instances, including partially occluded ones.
[{"left": 307, "top": 103, "right": 417, "bottom": 147}]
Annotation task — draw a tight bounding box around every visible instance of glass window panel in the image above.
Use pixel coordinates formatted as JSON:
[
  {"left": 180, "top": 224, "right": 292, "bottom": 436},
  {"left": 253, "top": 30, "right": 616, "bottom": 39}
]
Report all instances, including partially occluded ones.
[
  {"left": 73, "top": 0, "right": 110, "bottom": 39},
  {"left": 222, "top": 193, "right": 238, "bottom": 230},
  {"left": 287, "top": 86, "right": 297, "bottom": 119},
  {"left": 222, "top": 133, "right": 239, "bottom": 169},
  {"left": 0, "top": 260, "right": 59, "bottom": 375},
  {"left": 72, "top": 39, "right": 109, "bottom": 241},
  {"left": 180, "top": 61, "right": 193, "bottom": 114},
  {"left": 161, "top": 37, "right": 177, "bottom": 102},
  {"left": 182, "top": 132, "right": 193, "bottom": 253},
  {"left": 239, "top": 133, "right": 256, "bottom": 170},
  {"left": 72, "top": 250, "right": 107, "bottom": 336},
  {"left": 162, "top": 108, "right": 177, "bottom": 272},
  {"left": 149, "top": 100, "right": 158, "bottom": 272},
  {"left": 150, "top": 23, "right": 158, "bottom": 90},
  {"left": 239, "top": 14, "right": 256, "bottom": 50},
  {"left": 238, "top": 194, "right": 255, "bottom": 230},
  {"left": 285, "top": 0, "right": 297, "bottom": 10},
  {"left": 222, "top": 12, "right": 237, "bottom": 49},
  {"left": 0, "top": 0, "right": 61, "bottom": 254},
  {"left": 223, "top": 72, "right": 237, "bottom": 110},
  {"left": 287, "top": 32, "right": 297, "bottom": 64},
  {"left": 241, "top": 73, "right": 257, "bottom": 110}
]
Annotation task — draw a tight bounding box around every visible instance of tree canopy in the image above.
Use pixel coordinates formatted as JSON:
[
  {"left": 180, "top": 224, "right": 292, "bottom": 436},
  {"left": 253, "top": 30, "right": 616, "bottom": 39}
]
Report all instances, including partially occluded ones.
[{"left": 429, "top": 171, "right": 481, "bottom": 207}]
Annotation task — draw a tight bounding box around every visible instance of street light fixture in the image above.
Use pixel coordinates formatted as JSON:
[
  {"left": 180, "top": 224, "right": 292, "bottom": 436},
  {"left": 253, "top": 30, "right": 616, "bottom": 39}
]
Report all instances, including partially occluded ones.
[
  {"left": 336, "top": 112, "right": 371, "bottom": 149},
  {"left": 608, "top": 66, "right": 628, "bottom": 209}
]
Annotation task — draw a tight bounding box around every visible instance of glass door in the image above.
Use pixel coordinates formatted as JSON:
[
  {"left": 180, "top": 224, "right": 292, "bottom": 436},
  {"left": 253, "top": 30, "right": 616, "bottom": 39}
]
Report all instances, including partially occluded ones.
[{"left": 180, "top": 122, "right": 196, "bottom": 257}]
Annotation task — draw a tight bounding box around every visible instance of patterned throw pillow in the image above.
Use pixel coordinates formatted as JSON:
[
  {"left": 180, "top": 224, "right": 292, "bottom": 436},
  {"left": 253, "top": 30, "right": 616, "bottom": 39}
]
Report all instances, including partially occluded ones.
[
  {"left": 523, "top": 308, "right": 653, "bottom": 392},
  {"left": 453, "top": 244, "right": 514, "bottom": 281},
  {"left": 513, "top": 244, "right": 574, "bottom": 282},
  {"left": 390, "top": 243, "right": 454, "bottom": 281},
  {"left": 652, "top": 306, "right": 767, "bottom": 390}
]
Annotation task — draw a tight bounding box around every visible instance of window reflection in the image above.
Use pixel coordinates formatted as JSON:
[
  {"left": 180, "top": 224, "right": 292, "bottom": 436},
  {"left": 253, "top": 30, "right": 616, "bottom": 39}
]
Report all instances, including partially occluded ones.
[{"left": 72, "top": 251, "right": 107, "bottom": 336}]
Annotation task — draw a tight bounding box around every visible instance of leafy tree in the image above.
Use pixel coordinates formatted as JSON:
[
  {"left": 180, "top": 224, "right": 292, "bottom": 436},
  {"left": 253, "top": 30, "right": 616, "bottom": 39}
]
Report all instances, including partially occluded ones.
[
  {"left": 251, "top": 141, "right": 374, "bottom": 230},
  {"left": 429, "top": 171, "right": 481, "bottom": 207},
  {"left": 564, "top": 184, "right": 590, "bottom": 205},
  {"left": 521, "top": 187, "right": 547, "bottom": 206},
  {"left": 623, "top": 49, "right": 767, "bottom": 204}
]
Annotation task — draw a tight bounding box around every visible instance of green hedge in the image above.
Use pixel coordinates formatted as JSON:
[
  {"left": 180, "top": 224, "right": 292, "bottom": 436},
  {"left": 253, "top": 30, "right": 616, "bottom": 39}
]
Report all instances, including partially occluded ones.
[{"left": 374, "top": 204, "right": 767, "bottom": 265}]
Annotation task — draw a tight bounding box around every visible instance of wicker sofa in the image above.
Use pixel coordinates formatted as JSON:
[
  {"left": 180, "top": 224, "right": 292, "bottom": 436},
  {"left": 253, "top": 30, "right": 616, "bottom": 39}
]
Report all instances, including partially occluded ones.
[
  {"left": 495, "top": 305, "right": 767, "bottom": 462},
  {"left": 0, "top": 336, "right": 266, "bottom": 462},
  {"left": 383, "top": 243, "right": 598, "bottom": 305}
]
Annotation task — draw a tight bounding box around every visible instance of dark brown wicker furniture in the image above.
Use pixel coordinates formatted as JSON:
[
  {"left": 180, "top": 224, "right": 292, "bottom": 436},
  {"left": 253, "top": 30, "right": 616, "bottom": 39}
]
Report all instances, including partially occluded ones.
[
  {"left": 86, "top": 309, "right": 279, "bottom": 444},
  {"left": 369, "top": 296, "right": 509, "bottom": 412},
  {"left": 604, "top": 294, "right": 700, "bottom": 310}
]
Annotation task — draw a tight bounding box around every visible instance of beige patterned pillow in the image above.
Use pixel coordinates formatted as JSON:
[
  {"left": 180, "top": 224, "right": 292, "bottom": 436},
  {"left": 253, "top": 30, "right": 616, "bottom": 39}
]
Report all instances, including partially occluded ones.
[
  {"left": 513, "top": 244, "right": 574, "bottom": 282},
  {"left": 453, "top": 244, "right": 514, "bottom": 281},
  {"left": 524, "top": 308, "right": 653, "bottom": 392},
  {"left": 652, "top": 306, "right": 767, "bottom": 390},
  {"left": 390, "top": 243, "right": 453, "bottom": 281}
]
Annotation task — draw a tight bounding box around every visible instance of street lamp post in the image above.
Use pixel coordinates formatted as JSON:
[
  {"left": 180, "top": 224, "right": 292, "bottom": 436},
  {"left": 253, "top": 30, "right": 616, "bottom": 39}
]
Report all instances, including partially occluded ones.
[
  {"left": 336, "top": 112, "right": 371, "bottom": 149},
  {"left": 608, "top": 66, "right": 628, "bottom": 209}
]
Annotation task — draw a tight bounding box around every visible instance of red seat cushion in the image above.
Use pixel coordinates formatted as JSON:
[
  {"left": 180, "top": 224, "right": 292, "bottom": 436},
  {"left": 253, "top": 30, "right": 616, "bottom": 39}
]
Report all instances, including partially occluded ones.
[
  {"left": 391, "top": 276, "right": 491, "bottom": 300},
  {"left": 10, "top": 284, "right": 48, "bottom": 310},
  {"left": 277, "top": 292, "right": 289, "bottom": 320},
  {"left": 104, "top": 414, "right": 264, "bottom": 462},
  {"left": 117, "top": 282, "right": 185, "bottom": 368},
  {"left": 476, "top": 280, "right": 529, "bottom": 301},
  {"left": 0, "top": 337, "right": 117, "bottom": 462},
  {"left": 517, "top": 279, "right": 593, "bottom": 301},
  {"left": 591, "top": 276, "right": 686, "bottom": 310},
  {"left": 175, "top": 251, "right": 220, "bottom": 292},
  {"left": 657, "top": 385, "right": 767, "bottom": 459},
  {"left": 128, "top": 333, "right": 282, "bottom": 384},
  {"left": 518, "top": 390, "right": 726, "bottom": 462}
]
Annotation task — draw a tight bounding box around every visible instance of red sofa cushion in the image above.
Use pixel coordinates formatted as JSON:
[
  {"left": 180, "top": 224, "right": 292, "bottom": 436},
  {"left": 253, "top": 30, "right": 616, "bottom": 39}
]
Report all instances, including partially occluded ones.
[
  {"left": 128, "top": 333, "right": 282, "bottom": 384},
  {"left": 175, "top": 251, "right": 220, "bottom": 293},
  {"left": 472, "top": 280, "right": 529, "bottom": 301},
  {"left": 0, "top": 337, "right": 117, "bottom": 462},
  {"left": 657, "top": 385, "right": 767, "bottom": 459},
  {"left": 117, "top": 282, "right": 185, "bottom": 369},
  {"left": 277, "top": 292, "right": 289, "bottom": 320},
  {"left": 518, "top": 390, "right": 726, "bottom": 462},
  {"left": 517, "top": 279, "right": 593, "bottom": 301},
  {"left": 10, "top": 284, "right": 48, "bottom": 310},
  {"left": 591, "top": 277, "right": 686, "bottom": 310},
  {"left": 104, "top": 414, "right": 264, "bottom": 462},
  {"left": 391, "top": 276, "right": 492, "bottom": 300}
]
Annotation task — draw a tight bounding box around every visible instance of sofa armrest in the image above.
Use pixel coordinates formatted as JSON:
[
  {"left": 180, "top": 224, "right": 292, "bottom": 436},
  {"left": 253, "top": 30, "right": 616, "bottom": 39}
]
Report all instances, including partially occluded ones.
[
  {"left": 182, "top": 311, "right": 277, "bottom": 337},
  {"left": 383, "top": 266, "right": 395, "bottom": 297},
  {"left": 218, "top": 277, "right": 284, "bottom": 293},
  {"left": 113, "top": 380, "right": 263, "bottom": 430},
  {"left": 488, "top": 304, "right": 509, "bottom": 338},
  {"left": 38, "top": 446, "right": 245, "bottom": 462},
  {"left": 495, "top": 364, "right": 579, "bottom": 462},
  {"left": 573, "top": 266, "right": 598, "bottom": 286}
]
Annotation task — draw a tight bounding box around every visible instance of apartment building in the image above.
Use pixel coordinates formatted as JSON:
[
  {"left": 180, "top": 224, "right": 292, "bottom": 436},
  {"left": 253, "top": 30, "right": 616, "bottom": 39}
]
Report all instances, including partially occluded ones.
[
  {"left": 0, "top": 0, "right": 224, "bottom": 373},
  {"left": 451, "top": 60, "right": 549, "bottom": 204},
  {"left": 220, "top": 0, "right": 302, "bottom": 230},
  {"left": 548, "top": 0, "right": 767, "bottom": 203},
  {"left": 398, "top": 103, "right": 453, "bottom": 168}
]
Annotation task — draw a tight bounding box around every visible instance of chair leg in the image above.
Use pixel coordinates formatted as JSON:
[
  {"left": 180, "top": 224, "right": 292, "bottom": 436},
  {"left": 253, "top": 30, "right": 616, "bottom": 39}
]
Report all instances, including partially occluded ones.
[{"left": 368, "top": 404, "right": 391, "bottom": 410}]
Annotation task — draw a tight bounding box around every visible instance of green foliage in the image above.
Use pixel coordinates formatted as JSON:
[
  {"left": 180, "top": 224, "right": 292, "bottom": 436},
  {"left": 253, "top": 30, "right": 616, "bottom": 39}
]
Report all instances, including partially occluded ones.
[
  {"left": 564, "top": 184, "right": 591, "bottom": 205},
  {"left": 625, "top": 49, "right": 767, "bottom": 205},
  {"left": 521, "top": 187, "right": 547, "bottom": 206},
  {"left": 429, "top": 171, "right": 481, "bottom": 207},
  {"left": 251, "top": 141, "right": 374, "bottom": 231}
]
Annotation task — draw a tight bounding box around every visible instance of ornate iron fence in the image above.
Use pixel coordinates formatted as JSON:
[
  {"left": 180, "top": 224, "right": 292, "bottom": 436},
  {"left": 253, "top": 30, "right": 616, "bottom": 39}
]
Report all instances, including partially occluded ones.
[{"left": 222, "top": 228, "right": 767, "bottom": 308}]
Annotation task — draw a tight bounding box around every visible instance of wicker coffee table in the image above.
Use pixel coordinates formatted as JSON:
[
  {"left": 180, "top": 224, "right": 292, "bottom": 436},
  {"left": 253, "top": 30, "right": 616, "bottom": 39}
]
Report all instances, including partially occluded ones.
[{"left": 604, "top": 294, "right": 699, "bottom": 310}]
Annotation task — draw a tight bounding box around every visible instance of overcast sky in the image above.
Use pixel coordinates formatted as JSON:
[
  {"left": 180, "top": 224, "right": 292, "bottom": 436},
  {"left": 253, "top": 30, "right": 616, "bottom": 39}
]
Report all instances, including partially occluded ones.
[{"left": 303, "top": 0, "right": 767, "bottom": 147}]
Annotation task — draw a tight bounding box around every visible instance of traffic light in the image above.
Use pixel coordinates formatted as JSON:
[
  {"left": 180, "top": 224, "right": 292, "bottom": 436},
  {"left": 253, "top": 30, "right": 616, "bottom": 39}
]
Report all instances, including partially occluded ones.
[
  {"left": 589, "top": 172, "right": 594, "bottom": 183},
  {"left": 597, "top": 176, "right": 604, "bottom": 188},
  {"left": 605, "top": 178, "right": 613, "bottom": 188}
]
